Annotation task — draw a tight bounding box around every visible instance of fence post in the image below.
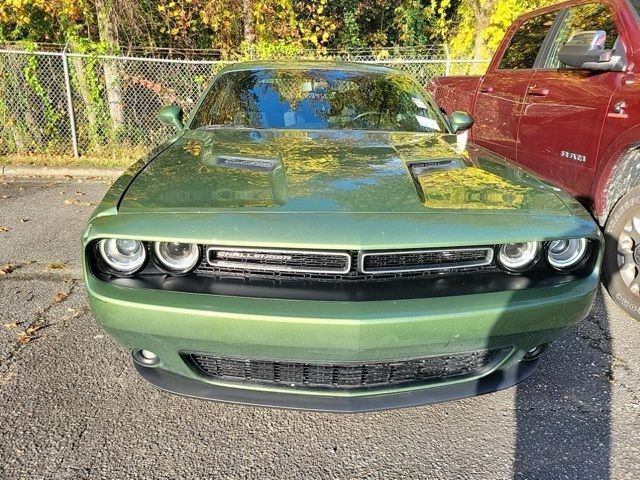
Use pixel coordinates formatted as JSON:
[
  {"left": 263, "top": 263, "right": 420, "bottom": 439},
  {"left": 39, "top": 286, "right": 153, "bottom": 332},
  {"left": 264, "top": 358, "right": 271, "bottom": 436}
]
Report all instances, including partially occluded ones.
[
  {"left": 61, "top": 43, "right": 79, "bottom": 158},
  {"left": 444, "top": 44, "right": 451, "bottom": 76}
]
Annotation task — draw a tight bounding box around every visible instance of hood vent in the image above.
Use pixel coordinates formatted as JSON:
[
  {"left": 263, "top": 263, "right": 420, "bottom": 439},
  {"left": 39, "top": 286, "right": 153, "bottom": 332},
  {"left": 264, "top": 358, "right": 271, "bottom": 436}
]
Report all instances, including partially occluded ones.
[
  {"left": 409, "top": 159, "right": 465, "bottom": 176},
  {"left": 216, "top": 156, "right": 278, "bottom": 172}
]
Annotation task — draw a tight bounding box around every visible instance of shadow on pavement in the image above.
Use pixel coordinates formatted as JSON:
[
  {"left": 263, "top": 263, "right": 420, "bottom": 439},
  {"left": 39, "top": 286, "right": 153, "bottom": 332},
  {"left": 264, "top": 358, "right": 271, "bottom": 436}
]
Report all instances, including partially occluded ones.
[
  {"left": 512, "top": 306, "right": 611, "bottom": 479},
  {"left": 482, "top": 285, "right": 612, "bottom": 478}
]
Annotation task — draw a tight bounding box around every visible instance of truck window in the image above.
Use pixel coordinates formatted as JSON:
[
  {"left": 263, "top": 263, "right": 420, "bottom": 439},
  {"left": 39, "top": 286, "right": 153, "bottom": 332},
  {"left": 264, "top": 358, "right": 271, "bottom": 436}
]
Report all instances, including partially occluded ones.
[
  {"left": 544, "top": 3, "right": 619, "bottom": 69},
  {"left": 498, "top": 12, "right": 558, "bottom": 70}
]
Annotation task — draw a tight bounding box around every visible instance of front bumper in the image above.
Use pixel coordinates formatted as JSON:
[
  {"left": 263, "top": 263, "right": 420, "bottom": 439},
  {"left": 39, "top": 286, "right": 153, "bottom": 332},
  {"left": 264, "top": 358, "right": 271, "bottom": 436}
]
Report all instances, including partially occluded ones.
[
  {"left": 86, "top": 266, "right": 599, "bottom": 412},
  {"left": 134, "top": 357, "right": 539, "bottom": 412}
]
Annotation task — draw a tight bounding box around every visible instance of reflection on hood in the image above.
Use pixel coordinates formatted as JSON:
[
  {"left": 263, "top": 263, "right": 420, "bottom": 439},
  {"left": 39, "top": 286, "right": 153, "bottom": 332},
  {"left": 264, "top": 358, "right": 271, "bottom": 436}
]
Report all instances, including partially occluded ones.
[
  {"left": 118, "top": 128, "right": 567, "bottom": 216},
  {"left": 416, "top": 167, "right": 530, "bottom": 210}
]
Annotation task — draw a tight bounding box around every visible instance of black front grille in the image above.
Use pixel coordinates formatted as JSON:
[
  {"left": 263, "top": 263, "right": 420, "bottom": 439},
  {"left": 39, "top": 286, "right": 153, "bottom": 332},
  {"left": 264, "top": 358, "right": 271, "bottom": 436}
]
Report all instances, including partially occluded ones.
[
  {"left": 185, "top": 349, "right": 505, "bottom": 391},
  {"left": 206, "top": 247, "right": 350, "bottom": 274},
  {"left": 196, "top": 246, "right": 496, "bottom": 282},
  {"left": 361, "top": 248, "right": 492, "bottom": 273}
]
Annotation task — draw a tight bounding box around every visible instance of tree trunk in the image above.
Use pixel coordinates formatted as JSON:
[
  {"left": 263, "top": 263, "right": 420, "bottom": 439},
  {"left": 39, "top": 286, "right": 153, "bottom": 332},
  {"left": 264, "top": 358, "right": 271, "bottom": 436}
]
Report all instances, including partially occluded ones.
[
  {"left": 71, "top": 56, "right": 98, "bottom": 147},
  {"left": 471, "top": 0, "right": 494, "bottom": 61},
  {"left": 243, "top": 0, "right": 256, "bottom": 44},
  {"left": 94, "top": 0, "right": 125, "bottom": 132}
]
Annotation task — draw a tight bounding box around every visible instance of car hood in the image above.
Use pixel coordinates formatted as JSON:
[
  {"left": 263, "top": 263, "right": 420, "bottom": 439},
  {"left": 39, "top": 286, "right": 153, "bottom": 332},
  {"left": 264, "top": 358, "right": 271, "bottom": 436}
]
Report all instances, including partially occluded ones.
[{"left": 118, "top": 128, "right": 570, "bottom": 216}]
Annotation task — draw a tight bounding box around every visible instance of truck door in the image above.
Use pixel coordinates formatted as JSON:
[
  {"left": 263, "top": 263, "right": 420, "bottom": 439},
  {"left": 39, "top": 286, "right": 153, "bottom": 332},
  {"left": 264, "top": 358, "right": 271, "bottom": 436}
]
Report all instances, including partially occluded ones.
[
  {"left": 516, "top": 2, "right": 626, "bottom": 198},
  {"left": 473, "top": 11, "right": 559, "bottom": 160}
]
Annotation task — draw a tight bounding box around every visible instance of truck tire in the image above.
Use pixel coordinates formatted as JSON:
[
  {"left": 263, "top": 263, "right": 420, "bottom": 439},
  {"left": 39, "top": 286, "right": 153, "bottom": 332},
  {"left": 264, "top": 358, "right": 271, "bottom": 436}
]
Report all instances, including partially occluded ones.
[{"left": 603, "top": 185, "right": 640, "bottom": 320}]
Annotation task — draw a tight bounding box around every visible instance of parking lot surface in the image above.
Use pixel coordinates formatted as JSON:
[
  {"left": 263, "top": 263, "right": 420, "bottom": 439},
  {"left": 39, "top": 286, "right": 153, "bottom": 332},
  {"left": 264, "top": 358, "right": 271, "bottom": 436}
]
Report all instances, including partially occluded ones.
[{"left": 0, "top": 177, "right": 639, "bottom": 479}]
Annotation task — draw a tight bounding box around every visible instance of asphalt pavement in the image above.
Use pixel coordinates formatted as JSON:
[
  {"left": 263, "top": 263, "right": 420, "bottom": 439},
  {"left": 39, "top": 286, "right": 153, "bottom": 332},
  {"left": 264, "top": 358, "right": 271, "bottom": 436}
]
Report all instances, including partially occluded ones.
[{"left": 0, "top": 176, "right": 638, "bottom": 479}]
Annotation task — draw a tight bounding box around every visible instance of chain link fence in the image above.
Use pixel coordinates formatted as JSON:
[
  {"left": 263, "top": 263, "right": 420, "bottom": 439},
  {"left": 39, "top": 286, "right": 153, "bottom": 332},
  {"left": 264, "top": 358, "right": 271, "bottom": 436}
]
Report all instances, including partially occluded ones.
[{"left": 0, "top": 45, "right": 488, "bottom": 160}]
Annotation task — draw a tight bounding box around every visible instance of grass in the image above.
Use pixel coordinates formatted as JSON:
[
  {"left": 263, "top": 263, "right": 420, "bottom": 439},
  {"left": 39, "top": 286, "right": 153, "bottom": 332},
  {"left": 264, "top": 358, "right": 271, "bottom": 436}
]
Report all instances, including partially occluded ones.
[{"left": 0, "top": 152, "right": 141, "bottom": 169}]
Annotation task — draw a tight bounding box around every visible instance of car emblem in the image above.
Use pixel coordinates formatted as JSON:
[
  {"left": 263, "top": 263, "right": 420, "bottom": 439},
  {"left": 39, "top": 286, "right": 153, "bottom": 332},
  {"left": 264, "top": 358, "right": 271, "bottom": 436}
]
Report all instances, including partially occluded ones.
[
  {"left": 216, "top": 251, "right": 294, "bottom": 262},
  {"left": 560, "top": 150, "right": 587, "bottom": 163}
]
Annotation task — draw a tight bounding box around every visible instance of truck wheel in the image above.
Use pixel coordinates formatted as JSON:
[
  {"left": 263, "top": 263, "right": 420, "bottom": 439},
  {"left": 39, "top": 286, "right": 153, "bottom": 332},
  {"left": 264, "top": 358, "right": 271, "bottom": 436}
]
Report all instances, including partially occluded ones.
[{"left": 603, "top": 186, "right": 640, "bottom": 320}]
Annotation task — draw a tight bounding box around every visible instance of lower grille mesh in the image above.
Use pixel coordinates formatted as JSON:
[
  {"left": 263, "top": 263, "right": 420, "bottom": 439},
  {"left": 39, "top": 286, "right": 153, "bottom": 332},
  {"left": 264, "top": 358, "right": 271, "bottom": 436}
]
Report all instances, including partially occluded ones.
[{"left": 185, "top": 349, "right": 505, "bottom": 391}]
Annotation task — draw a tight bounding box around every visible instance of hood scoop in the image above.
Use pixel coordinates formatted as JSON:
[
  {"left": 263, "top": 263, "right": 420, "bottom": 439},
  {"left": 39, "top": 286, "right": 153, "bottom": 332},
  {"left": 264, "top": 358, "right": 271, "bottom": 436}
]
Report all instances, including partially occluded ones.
[
  {"left": 409, "top": 158, "right": 466, "bottom": 176},
  {"left": 215, "top": 156, "right": 279, "bottom": 172}
]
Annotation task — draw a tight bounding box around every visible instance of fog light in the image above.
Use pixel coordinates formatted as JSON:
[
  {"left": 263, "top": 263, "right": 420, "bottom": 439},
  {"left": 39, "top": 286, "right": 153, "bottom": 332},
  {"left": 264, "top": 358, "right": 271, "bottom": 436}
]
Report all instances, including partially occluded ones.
[
  {"left": 140, "top": 349, "right": 157, "bottom": 360},
  {"left": 523, "top": 343, "right": 548, "bottom": 360},
  {"left": 133, "top": 349, "right": 160, "bottom": 366}
]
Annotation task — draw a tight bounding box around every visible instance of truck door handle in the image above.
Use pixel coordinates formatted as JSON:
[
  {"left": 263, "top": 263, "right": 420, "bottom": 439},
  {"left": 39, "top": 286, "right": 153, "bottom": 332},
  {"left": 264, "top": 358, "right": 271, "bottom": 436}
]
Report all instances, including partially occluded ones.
[
  {"left": 528, "top": 86, "right": 549, "bottom": 97},
  {"left": 479, "top": 85, "right": 494, "bottom": 93}
]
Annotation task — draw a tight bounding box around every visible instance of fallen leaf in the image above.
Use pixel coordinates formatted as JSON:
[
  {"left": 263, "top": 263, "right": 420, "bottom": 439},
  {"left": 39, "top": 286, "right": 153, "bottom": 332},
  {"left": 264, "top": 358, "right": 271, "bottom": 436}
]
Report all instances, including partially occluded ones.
[
  {"left": 46, "top": 261, "right": 67, "bottom": 271},
  {"left": 64, "top": 198, "right": 93, "bottom": 206},
  {"left": 20, "top": 219, "right": 29, "bottom": 223},
  {"left": 1, "top": 371, "right": 16, "bottom": 385},
  {"left": 0, "top": 227, "right": 9, "bottom": 233},
  {"left": 3, "top": 322, "right": 17, "bottom": 330},
  {"left": 17, "top": 324, "right": 46, "bottom": 345},
  {"left": 0, "top": 264, "right": 14, "bottom": 275},
  {"left": 1, "top": 195, "right": 9, "bottom": 199},
  {"left": 75, "top": 191, "right": 86, "bottom": 196},
  {"left": 54, "top": 291, "right": 68, "bottom": 303},
  {"left": 17, "top": 332, "right": 31, "bottom": 345}
]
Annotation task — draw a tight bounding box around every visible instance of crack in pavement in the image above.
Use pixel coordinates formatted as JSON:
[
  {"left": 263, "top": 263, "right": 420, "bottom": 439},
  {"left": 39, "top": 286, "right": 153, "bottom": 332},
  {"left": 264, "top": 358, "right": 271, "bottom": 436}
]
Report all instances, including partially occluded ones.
[
  {"left": 579, "top": 312, "right": 640, "bottom": 407},
  {"left": 0, "top": 277, "right": 79, "bottom": 382}
]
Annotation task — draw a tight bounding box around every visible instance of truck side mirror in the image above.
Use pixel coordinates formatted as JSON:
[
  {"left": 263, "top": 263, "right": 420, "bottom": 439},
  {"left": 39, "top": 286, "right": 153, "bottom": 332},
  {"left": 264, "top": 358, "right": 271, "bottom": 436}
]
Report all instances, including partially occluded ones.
[
  {"left": 449, "top": 111, "right": 474, "bottom": 133},
  {"left": 557, "top": 30, "right": 625, "bottom": 72},
  {"left": 158, "top": 105, "right": 184, "bottom": 130}
]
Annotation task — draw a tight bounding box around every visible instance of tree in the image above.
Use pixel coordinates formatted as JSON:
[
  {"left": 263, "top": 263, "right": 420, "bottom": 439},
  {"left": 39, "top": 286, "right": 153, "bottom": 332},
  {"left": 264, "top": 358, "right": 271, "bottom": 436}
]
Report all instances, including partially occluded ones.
[
  {"left": 244, "top": 0, "right": 256, "bottom": 44},
  {"left": 93, "top": 0, "right": 124, "bottom": 130},
  {"left": 449, "top": 0, "right": 556, "bottom": 59}
]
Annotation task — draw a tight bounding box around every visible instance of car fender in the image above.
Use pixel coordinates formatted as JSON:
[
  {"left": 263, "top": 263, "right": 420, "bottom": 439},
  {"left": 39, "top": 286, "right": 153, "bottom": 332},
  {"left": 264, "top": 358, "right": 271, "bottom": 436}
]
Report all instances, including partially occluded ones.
[{"left": 87, "top": 135, "right": 184, "bottom": 223}]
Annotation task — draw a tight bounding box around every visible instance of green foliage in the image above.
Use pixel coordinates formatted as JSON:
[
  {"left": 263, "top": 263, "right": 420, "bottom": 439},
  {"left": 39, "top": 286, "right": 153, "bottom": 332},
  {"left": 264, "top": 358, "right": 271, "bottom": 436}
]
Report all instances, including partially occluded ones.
[
  {"left": 340, "top": 0, "right": 362, "bottom": 48},
  {"left": 69, "top": 38, "right": 112, "bottom": 150},
  {"left": 0, "top": 0, "right": 560, "bottom": 57},
  {"left": 21, "top": 40, "right": 64, "bottom": 150},
  {"left": 1, "top": 0, "right": 563, "bottom": 160},
  {"left": 449, "top": 0, "right": 556, "bottom": 59},
  {"left": 0, "top": 1, "right": 445, "bottom": 50}
]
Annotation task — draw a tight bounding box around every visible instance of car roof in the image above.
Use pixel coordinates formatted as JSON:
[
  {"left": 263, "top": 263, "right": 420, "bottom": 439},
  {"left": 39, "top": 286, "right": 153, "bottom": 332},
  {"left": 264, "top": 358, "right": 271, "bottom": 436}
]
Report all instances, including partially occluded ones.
[{"left": 217, "top": 60, "right": 404, "bottom": 76}]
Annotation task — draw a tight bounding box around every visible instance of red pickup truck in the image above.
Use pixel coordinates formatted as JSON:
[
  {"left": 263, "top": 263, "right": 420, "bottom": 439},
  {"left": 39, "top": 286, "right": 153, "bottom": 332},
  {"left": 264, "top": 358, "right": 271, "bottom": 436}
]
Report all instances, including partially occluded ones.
[{"left": 430, "top": 0, "right": 640, "bottom": 319}]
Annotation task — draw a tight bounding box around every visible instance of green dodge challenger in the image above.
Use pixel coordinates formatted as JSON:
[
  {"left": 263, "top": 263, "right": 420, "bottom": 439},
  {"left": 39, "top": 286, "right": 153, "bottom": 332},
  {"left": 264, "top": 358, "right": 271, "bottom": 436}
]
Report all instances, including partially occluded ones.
[{"left": 83, "top": 61, "right": 602, "bottom": 412}]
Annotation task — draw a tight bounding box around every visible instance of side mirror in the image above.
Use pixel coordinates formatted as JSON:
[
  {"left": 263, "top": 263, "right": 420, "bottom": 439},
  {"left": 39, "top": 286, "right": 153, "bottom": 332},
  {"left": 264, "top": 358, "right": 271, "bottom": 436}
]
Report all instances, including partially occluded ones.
[
  {"left": 558, "top": 30, "right": 625, "bottom": 72},
  {"left": 158, "top": 105, "right": 184, "bottom": 130},
  {"left": 449, "top": 111, "right": 474, "bottom": 133}
]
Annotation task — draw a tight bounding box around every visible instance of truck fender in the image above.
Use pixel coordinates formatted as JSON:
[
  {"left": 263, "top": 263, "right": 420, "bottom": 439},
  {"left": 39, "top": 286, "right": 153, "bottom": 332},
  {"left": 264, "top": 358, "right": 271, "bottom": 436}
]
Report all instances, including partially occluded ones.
[{"left": 594, "top": 126, "right": 640, "bottom": 225}]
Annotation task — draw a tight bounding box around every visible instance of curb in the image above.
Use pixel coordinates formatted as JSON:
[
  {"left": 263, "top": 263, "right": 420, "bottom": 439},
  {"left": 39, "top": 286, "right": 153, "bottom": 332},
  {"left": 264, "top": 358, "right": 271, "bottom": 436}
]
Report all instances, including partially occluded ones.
[{"left": 0, "top": 164, "right": 124, "bottom": 179}]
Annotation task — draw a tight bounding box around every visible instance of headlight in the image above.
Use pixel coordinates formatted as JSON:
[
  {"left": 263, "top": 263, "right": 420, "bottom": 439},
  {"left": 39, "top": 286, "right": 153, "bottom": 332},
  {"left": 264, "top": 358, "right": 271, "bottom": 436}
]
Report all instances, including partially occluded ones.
[
  {"left": 98, "top": 239, "right": 146, "bottom": 274},
  {"left": 547, "top": 238, "right": 588, "bottom": 271},
  {"left": 498, "top": 241, "right": 539, "bottom": 272},
  {"left": 154, "top": 242, "right": 200, "bottom": 273}
]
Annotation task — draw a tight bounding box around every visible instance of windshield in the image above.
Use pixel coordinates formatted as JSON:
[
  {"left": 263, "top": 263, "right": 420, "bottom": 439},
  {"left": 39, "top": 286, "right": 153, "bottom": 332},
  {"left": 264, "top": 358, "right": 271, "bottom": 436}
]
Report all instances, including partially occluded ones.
[{"left": 191, "top": 68, "right": 448, "bottom": 133}]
